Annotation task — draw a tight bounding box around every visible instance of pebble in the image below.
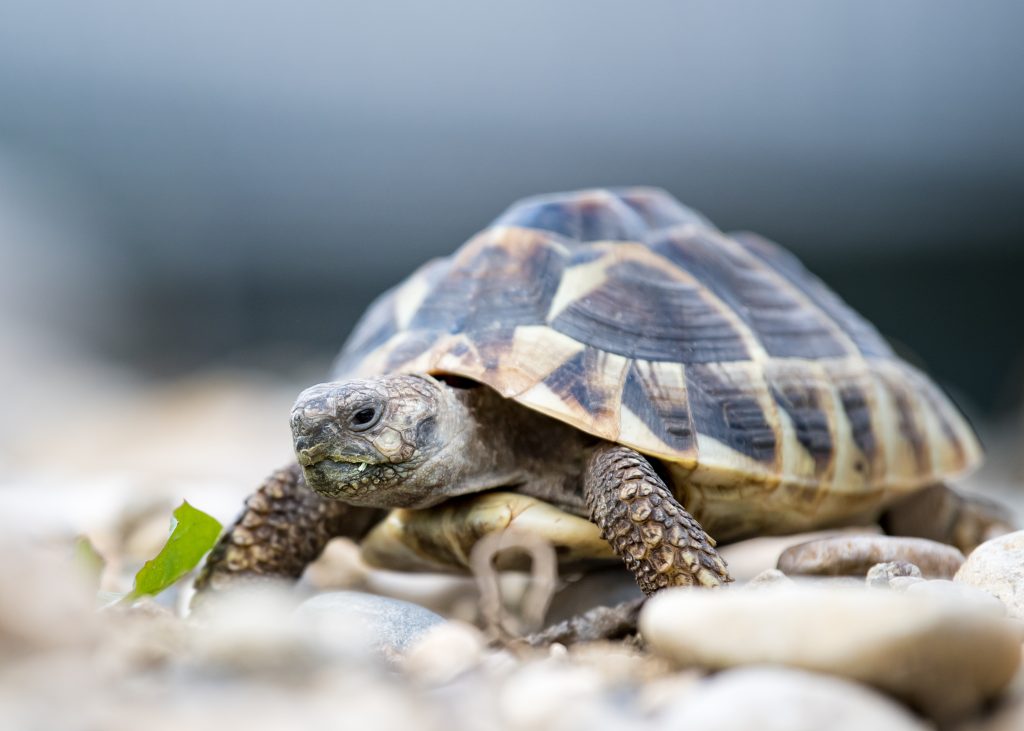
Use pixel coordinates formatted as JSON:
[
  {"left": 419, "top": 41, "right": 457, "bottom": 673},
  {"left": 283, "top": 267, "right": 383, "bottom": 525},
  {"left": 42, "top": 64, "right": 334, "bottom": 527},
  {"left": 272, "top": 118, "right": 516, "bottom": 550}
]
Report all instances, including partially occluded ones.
[
  {"left": 567, "top": 641, "right": 671, "bottom": 685},
  {"left": 658, "top": 667, "right": 929, "bottom": 731},
  {"left": 718, "top": 526, "right": 882, "bottom": 581},
  {"left": 865, "top": 561, "right": 921, "bottom": 589},
  {"left": 905, "top": 579, "right": 1007, "bottom": 615},
  {"left": 0, "top": 540, "right": 98, "bottom": 656},
  {"left": 744, "top": 568, "right": 793, "bottom": 589},
  {"left": 639, "top": 583, "right": 1021, "bottom": 722},
  {"left": 190, "top": 586, "right": 357, "bottom": 675},
  {"left": 294, "top": 591, "right": 446, "bottom": 661},
  {"left": 300, "top": 537, "right": 370, "bottom": 591},
  {"left": 497, "top": 659, "right": 625, "bottom": 731},
  {"left": 402, "top": 620, "right": 487, "bottom": 685},
  {"left": 955, "top": 530, "right": 1024, "bottom": 619},
  {"left": 778, "top": 535, "right": 964, "bottom": 578},
  {"left": 888, "top": 576, "right": 926, "bottom": 592}
]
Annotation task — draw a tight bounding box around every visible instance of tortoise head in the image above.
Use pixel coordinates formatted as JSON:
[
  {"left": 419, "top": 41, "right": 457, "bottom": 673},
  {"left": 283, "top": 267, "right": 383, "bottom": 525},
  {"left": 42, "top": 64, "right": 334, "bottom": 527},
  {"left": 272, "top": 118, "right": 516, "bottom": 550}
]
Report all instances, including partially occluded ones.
[{"left": 290, "top": 374, "right": 465, "bottom": 508}]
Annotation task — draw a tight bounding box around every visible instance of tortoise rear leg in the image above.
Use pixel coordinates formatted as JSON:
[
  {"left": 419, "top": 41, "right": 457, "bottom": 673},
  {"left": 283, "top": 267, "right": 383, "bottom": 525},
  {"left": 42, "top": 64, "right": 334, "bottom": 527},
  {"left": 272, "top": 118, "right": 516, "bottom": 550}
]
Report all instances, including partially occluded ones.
[
  {"left": 584, "top": 443, "right": 732, "bottom": 595},
  {"left": 523, "top": 597, "right": 645, "bottom": 647},
  {"left": 194, "top": 463, "right": 384, "bottom": 597},
  {"left": 881, "top": 483, "right": 1015, "bottom": 554}
]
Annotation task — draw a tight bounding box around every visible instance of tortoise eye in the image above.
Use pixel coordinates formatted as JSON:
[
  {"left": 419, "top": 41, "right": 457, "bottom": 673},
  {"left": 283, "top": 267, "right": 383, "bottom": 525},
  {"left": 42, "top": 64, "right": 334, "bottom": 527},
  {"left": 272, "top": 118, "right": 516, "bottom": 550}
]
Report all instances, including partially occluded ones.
[{"left": 349, "top": 407, "right": 379, "bottom": 431}]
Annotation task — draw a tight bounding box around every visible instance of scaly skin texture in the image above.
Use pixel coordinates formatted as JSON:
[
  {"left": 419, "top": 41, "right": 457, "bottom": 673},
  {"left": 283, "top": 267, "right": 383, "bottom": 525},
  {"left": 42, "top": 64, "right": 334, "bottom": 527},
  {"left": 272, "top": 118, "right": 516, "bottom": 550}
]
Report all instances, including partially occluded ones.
[
  {"left": 880, "top": 483, "right": 1014, "bottom": 554},
  {"left": 195, "top": 378, "right": 591, "bottom": 600},
  {"left": 584, "top": 443, "right": 732, "bottom": 595},
  {"left": 290, "top": 375, "right": 591, "bottom": 511},
  {"left": 195, "top": 374, "right": 1007, "bottom": 629},
  {"left": 193, "top": 463, "right": 384, "bottom": 594},
  {"left": 291, "top": 376, "right": 440, "bottom": 505},
  {"left": 523, "top": 598, "right": 645, "bottom": 647},
  {"left": 196, "top": 380, "right": 732, "bottom": 602}
]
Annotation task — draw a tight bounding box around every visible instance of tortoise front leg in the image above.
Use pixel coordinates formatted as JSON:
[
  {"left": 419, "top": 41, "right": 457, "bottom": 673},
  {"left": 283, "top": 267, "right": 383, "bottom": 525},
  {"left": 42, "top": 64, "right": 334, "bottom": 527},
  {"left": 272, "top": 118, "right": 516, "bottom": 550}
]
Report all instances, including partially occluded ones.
[
  {"left": 880, "top": 483, "right": 1015, "bottom": 555},
  {"left": 584, "top": 443, "right": 732, "bottom": 595},
  {"left": 194, "top": 463, "right": 385, "bottom": 595}
]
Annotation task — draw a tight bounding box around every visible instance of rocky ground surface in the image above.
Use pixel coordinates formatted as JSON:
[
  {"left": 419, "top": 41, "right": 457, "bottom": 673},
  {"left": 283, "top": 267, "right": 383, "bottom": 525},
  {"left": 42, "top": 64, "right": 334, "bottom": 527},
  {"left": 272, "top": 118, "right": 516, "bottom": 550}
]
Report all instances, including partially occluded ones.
[{"left": 2, "top": 359, "right": 1024, "bottom": 731}]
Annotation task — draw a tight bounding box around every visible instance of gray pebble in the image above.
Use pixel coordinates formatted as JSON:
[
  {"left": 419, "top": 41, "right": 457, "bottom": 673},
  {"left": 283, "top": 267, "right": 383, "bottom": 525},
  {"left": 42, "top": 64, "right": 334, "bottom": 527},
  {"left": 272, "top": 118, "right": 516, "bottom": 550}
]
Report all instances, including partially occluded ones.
[
  {"left": 295, "top": 591, "right": 446, "bottom": 660},
  {"left": 888, "top": 576, "right": 925, "bottom": 592},
  {"left": 659, "top": 667, "right": 929, "bottom": 731},
  {"left": 866, "top": 561, "right": 922, "bottom": 589}
]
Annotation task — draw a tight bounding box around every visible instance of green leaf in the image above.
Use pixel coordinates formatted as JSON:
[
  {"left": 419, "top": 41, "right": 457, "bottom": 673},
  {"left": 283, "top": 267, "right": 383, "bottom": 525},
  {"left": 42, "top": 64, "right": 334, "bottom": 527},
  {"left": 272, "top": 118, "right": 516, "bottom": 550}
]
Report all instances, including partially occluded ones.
[
  {"left": 126, "top": 501, "right": 222, "bottom": 601},
  {"left": 73, "top": 535, "right": 106, "bottom": 592}
]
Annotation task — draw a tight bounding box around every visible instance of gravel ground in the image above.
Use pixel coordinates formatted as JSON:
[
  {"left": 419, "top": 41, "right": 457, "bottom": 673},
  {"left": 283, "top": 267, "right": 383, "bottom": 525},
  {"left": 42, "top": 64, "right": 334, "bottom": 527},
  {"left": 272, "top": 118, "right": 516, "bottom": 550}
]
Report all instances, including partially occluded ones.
[{"left": 2, "top": 342, "right": 1023, "bottom": 731}]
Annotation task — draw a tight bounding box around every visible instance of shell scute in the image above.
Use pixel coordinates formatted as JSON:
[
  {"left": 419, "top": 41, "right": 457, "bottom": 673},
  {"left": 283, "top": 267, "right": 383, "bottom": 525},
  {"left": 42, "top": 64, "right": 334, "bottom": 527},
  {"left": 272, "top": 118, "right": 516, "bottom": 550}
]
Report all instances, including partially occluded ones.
[
  {"left": 550, "top": 255, "right": 752, "bottom": 364},
  {"left": 652, "top": 228, "right": 853, "bottom": 360},
  {"left": 732, "top": 231, "right": 894, "bottom": 359},
  {"left": 494, "top": 189, "right": 648, "bottom": 243},
  {"left": 764, "top": 360, "right": 835, "bottom": 481},
  {"left": 685, "top": 361, "right": 779, "bottom": 467},
  {"left": 619, "top": 359, "right": 696, "bottom": 455},
  {"left": 334, "top": 188, "right": 981, "bottom": 495},
  {"left": 409, "top": 228, "right": 564, "bottom": 336}
]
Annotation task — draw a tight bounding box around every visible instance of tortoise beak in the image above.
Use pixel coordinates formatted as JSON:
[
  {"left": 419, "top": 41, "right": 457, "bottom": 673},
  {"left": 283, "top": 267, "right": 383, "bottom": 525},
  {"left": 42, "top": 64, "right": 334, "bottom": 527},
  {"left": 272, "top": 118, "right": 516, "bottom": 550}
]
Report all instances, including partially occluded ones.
[
  {"left": 292, "top": 422, "right": 341, "bottom": 466},
  {"left": 301, "top": 458, "right": 373, "bottom": 499},
  {"left": 295, "top": 440, "right": 328, "bottom": 467},
  {"left": 293, "top": 431, "right": 377, "bottom": 468},
  {"left": 291, "top": 406, "right": 379, "bottom": 470}
]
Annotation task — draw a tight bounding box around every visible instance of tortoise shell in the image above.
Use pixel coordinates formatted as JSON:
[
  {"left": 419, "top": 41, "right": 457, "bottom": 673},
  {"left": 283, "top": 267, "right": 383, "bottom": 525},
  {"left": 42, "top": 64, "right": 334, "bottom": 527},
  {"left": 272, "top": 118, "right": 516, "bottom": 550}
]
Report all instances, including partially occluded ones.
[{"left": 334, "top": 188, "right": 980, "bottom": 538}]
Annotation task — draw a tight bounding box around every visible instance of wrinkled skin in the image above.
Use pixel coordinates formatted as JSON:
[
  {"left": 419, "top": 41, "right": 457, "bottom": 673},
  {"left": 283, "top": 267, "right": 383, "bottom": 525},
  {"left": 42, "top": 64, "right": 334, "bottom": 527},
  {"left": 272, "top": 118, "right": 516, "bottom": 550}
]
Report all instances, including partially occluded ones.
[
  {"left": 195, "top": 374, "right": 733, "bottom": 603},
  {"left": 290, "top": 374, "right": 591, "bottom": 511},
  {"left": 196, "top": 373, "right": 1011, "bottom": 631}
]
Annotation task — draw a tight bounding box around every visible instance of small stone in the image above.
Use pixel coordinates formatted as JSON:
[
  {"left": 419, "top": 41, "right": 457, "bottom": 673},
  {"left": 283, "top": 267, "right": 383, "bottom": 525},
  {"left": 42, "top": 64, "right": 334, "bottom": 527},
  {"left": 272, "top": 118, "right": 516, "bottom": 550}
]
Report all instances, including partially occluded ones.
[
  {"left": 718, "top": 526, "right": 882, "bottom": 581},
  {"left": 294, "top": 591, "right": 446, "bottom": 662},
  {"left": 190, "top": 585, "right": 342, "bottom": 675},
  {"left": 567, "top": 641, "right": 670, "bottom": 685},
  {"left": 906, "top": 579, "right": 1006, "bottom": 615},
  {"left": 635, "top": 670, "right": 704, "bottom": 715},
  {"left": 301, "top": 537, "right": 369, "bottom": 591},
  {"left": 889, "top": 576, "right": 926, "bottom": 592},
  {"left": 745, "top": 568, "right": 793, "bottom": 589},
  {"left": 640, "top": 584, "right": 1021, "bottom": 723},
  {"left": 955, "top": 530, "right": 1024, "bottom": 619},
  {"left": 778, "top": 535, "right": 964, "bottom": 578},
  {"left": 0, "top": 540, "right": 98, "bottom": 657},
  {"left": 658, "top": 667, "right": 929, "bottom": 731},
  {"left": 402, "top": 620, "right": 486, "bottom": 685},
  {"left": 866, "top": 561, "right": 922, "bottom": 588},
  {"left": 497, "top": 660, "right": 623, "bottom": 731}
]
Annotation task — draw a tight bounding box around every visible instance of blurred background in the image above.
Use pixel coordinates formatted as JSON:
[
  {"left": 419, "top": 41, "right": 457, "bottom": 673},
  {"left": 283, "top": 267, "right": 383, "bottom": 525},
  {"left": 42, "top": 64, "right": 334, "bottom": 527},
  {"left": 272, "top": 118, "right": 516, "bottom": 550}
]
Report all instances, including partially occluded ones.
[{"left": 1, "top": 1, "right": 1023, "bottom": 535}]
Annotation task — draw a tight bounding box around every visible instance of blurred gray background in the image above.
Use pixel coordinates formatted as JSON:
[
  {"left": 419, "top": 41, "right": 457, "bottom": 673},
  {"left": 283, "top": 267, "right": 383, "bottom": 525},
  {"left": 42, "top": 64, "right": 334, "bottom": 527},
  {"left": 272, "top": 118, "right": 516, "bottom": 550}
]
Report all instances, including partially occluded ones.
[{"left": 1, "top": 0, "right": 1022, "bottom": 418}]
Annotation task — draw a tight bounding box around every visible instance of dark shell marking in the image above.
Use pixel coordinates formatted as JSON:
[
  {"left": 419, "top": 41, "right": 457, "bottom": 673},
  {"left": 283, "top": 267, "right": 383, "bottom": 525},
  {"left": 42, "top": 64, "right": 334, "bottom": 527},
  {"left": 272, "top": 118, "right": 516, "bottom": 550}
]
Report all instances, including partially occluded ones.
[
  {"left": 652, "top": 229, "right": 851, "bottom": 360},
  {"left": 685, "top": 362, "right": 778, "bottom": 465},
  {"left": 550, "top": 259, "right": 752, "bottom": 363},
  {"left": 620, "top": 360, "right": 695, "bottom": 454},
  {"left": 731, "top": 231, "right": 895, "bottom": 359},
  {"left": 333, "top": 188, "right": 980, "bottom": 496}
]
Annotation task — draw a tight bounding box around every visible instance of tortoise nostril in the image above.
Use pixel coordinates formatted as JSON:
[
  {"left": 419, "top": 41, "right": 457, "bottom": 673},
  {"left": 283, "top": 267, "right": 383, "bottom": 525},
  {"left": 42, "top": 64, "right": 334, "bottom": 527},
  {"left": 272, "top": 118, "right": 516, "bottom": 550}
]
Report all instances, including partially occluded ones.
[{"left": 292, "top": 413, "right": 331, "bottom": 443}]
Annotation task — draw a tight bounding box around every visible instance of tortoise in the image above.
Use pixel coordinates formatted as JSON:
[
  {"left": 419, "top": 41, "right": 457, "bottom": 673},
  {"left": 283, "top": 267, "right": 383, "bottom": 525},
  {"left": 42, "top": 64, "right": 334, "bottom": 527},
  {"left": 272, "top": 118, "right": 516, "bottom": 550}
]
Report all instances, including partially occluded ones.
[{"left": 196, "top": 187, "right": 1009, "bottom": 602}]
